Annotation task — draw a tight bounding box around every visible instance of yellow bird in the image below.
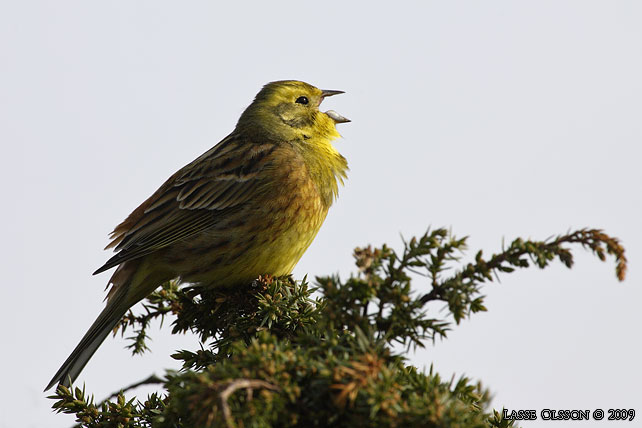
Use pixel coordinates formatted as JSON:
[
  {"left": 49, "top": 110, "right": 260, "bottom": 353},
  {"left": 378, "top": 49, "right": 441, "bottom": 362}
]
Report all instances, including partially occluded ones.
[{"left": 46, "top": 80, "right": 349, "bottom": 391}]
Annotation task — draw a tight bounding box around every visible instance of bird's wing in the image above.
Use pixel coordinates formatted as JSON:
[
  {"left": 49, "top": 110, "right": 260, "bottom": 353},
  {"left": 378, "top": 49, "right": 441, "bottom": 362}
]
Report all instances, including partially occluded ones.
[{"left": 93, "top": 135, "right": 279, "bottom": 275}]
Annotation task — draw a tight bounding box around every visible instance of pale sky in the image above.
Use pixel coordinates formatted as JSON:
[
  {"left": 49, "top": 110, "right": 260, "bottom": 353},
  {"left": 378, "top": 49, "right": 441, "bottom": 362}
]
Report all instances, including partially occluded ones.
[{"left": 2, "top": 2, "right": 641, "bottom": 427}]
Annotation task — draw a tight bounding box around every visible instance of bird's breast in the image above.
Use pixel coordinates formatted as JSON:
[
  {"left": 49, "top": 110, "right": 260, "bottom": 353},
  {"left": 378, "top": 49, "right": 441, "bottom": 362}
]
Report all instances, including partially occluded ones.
[{"left": 173, "top": 144, "right": 333, "bottom": 287}]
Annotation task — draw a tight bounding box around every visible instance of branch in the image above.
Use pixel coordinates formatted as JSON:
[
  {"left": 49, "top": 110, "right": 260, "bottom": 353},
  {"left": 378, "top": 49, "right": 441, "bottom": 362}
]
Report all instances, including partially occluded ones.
[
  {"left": 218, "top": 379, "right": 280, "bottom": 428},
  {"left": 420, "top": 228, "right": 627, "bottom": 305},
  {"left": 100, "top": 373, "right": 164, "bottom": 404}
]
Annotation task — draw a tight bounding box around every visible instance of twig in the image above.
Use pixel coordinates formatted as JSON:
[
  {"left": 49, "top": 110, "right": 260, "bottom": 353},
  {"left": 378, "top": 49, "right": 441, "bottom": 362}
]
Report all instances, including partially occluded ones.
[
  {"left": 100, "top": 373, "right": 165, "bottom": 404},
  {"left": 69, "top": 374, "right": 165, "bottom": 428},
  {"left": 218, "top": 379, "right": 280, "bottom": 428},
  {"left": 419, "top": 229, "right": 627, "bottom": 305}
]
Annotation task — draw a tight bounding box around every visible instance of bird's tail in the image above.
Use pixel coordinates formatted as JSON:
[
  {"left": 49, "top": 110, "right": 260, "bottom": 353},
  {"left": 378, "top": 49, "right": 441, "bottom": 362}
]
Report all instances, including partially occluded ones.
[
  {"left": 44, "top": 290, "right": 130, "bottom": 391},
  {"left": 45, "top": 260, "right": 161, "bottom": 392}
]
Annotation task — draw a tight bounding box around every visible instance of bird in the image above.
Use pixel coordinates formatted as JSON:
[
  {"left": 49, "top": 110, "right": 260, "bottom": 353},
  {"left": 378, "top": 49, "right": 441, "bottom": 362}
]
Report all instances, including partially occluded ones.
[{"left": 45, "top": 80, "right": 350, "bottom": 391}]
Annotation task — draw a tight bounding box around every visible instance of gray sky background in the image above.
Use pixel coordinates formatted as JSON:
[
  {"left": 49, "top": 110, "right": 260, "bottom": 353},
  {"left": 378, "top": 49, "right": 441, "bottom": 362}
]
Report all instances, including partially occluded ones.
[{"left": 2, "top": 2, "right": 641, "bottom": 427}]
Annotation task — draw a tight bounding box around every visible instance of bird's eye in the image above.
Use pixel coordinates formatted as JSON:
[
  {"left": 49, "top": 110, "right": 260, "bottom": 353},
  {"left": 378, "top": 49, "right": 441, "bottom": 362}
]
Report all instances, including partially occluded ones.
[{"left": 295, "top": 96, "right": 309, "bottom": 105}]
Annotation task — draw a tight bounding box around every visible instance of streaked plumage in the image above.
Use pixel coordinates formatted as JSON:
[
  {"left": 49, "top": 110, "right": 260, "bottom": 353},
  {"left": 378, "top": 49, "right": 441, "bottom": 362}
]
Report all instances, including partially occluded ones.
[{"left": 46, "top": 80, "right": 349, "bottom": 391}]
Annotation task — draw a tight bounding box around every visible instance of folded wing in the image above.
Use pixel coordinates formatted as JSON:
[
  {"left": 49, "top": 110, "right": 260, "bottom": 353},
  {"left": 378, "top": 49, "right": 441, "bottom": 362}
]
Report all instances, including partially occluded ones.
[{"left": 93, "top": 136, "right": 278, "bottom": 275}]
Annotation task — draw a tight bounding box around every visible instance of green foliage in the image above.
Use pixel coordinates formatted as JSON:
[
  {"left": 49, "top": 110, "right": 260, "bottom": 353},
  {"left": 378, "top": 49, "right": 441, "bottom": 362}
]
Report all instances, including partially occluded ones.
[{"left": 50, "top": 228, "right": 626, "bottom": 427}]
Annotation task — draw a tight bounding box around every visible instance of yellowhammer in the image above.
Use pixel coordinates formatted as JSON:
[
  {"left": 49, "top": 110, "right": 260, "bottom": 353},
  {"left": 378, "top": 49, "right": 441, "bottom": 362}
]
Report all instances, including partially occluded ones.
[{"left": 45, "top": 80, "right": 349, "bottom": 390}]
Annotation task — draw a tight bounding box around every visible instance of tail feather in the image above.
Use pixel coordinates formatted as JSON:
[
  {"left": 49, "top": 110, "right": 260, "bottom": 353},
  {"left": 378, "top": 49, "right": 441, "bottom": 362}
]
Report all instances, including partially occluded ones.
[
  {"left": 45, "top": 258, "right": 169, "bottom": 392},
  {"left": 45, "top": 290, "right": 130, "bottom": 391}
]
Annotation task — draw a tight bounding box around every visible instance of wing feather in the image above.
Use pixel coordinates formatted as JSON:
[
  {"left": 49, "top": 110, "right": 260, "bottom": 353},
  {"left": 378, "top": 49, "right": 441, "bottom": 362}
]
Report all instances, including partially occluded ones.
[{"left": 94, "top": 134, "right": 278, "bottom": 275}]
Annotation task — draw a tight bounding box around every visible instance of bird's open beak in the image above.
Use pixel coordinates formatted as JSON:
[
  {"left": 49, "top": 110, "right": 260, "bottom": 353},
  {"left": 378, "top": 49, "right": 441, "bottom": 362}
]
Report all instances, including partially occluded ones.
[
  {"left": 325, "top": 110, "right": 350, "bottom": 123},
  {"left": 321, "top": 89, "right": 345, "bottom": 98},
  {"left": 320, "top": 89, "right": 350, "bottom": 123}
]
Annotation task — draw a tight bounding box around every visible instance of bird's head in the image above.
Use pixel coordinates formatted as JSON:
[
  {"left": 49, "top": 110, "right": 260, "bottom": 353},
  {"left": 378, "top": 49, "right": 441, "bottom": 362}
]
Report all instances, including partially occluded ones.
[{"left": 237, "top": 80, "right": 349, "bottom": 142}]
